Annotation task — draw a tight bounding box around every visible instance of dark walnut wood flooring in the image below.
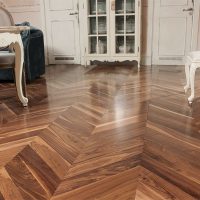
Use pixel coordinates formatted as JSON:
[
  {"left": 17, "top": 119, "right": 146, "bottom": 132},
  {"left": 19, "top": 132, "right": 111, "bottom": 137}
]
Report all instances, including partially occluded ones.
[{"left": 0, "top": 64, "right": 199, "bottom": 200}]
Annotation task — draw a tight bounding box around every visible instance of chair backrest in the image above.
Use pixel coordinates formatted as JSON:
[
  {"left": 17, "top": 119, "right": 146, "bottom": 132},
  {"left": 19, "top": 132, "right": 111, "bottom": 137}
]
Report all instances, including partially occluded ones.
[{"left": 0, "top": 3, "right": 14, "bottom": 26}]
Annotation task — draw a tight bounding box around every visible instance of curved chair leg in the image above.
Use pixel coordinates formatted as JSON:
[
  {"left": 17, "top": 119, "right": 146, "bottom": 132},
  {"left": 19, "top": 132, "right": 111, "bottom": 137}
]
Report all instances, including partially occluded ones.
[
  {"left": 184, "top": 60, "right": 190, "bottom": 93},
  {"left": 22, "top": 66, "right": 27, "bottom": 97},
  {"left": 188, "top": 63, "right": 197, "bottom": 104},
  {"left": 12, "top": 67, "right": 26, "bottom": 97},
  {"left": 13, "top": 40, "right": 28, "bottom": 107}
]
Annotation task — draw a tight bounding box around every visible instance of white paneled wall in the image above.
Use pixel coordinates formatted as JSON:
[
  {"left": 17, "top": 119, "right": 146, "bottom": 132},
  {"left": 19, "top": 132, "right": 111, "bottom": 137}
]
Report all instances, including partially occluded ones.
[
  {"left": 2, "top": 0, "right": 42, "bottom": 29},
  {"left": 5, "top": 0, "right": 40, "bottom": 7},
  {"left": 198, "top": 22, "right": 200, "bottom": 49},
  {"left": 191, "top": 0, "right": 200, "bottom": 51},
  {"left": 197, "top": 2, "right": 200, "bottom": 50},
  {"left": 1, "top": 0, "right": 200, "bottom": 65},
  {"left": 1, "top": 0, "right": 154, "bottom": 65}
]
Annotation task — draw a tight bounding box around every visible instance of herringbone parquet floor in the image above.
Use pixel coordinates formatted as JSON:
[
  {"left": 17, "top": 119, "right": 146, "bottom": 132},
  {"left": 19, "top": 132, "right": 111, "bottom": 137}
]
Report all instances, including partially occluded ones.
[{"left": 0, "top": 64, "right": 199, "bottom": 200}]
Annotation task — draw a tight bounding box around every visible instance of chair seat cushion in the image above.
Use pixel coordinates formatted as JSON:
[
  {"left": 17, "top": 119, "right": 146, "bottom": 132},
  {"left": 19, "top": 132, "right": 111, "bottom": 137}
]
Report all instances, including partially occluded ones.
[
  {"left": 188, "top": 51, "right": 200, "bottom": 62},
  {"left": 0, "top": 51, "right": 15, "bottom": 66}
]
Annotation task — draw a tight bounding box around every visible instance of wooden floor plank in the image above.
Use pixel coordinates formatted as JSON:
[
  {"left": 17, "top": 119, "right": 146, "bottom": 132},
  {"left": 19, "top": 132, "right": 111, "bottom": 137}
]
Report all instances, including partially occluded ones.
[
  {"left": 135, "top": 167, "right": 196, "bottom": 200},
  {"left": 52, "top": 167, "right": 139, "bottom": 200},
  {"left": 0, "top": 65, "right": 199, "bottom": 199},
  {"left": 0, "top": 168, "right": 25, "bottom": 200}
]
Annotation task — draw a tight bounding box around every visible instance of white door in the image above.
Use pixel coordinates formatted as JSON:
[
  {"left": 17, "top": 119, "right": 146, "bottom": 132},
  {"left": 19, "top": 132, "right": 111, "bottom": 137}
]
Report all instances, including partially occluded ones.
[
  {"left": 152, "top": 0, "right": 194, "bottom": 65},
  {"left": 45, "top": 0, "right": 80, "bottom": 64}
]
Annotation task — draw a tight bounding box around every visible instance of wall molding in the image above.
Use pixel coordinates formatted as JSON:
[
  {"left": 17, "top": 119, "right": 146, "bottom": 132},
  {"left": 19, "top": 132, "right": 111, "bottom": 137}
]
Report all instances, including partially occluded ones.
[
  {"left": 3, "top": 0, "right": 40, "bottom": 12},
  {"left": 7, "top": 6, "right": 40, "bottom": 13},
  {"left": 192, "top": 0, "right": 200, "bottom": 50}
]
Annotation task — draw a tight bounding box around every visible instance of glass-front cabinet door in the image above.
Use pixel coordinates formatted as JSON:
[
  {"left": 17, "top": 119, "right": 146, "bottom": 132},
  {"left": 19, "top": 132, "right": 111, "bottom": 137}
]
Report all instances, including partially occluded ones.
[
  {"left": 115, "top": 0, "right": 136, "bottom": 55},
  {"left": 87, "top": 0, "right": 108, "bottom": 55}
]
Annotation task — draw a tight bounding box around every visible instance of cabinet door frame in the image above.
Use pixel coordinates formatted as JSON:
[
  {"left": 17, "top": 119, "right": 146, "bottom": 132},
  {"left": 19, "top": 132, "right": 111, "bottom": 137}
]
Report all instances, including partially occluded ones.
[
  {"left": 83, "top": 0, "right": 111, "bottom": 58},
  {"left": 110, "top": 0, "right": 140, "bottom": 58}
]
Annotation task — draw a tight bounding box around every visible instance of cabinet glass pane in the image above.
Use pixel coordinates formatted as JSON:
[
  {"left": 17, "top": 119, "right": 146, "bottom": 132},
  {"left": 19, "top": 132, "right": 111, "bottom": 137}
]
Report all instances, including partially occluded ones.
[
  {"left": 116, "top": 0, "right": 125, "bottom": 14},
  {"left": 98, "top": 37, "right": 107, "bottom": 54},
  {"left": 126, "top": 36, "right": 135, "bottom": 53},
  {"left": 89, "top": 17, "right": 97, "bottom": 35},
  {"left": 116, "top": 36, "right": 125, "bottom": 54},
  {"left": 116, "top": 16, "right": 124, "bottom": 34},
  {"left": 126, "top": 0, "right": 135, "bottom": 13},
  {"left": 89, "top": 0, "right": 96, "bottom": 15},
  {"left": 97, "top": 0, "right": 106, "bottom": 14},
  {"left": 126, "top": 16, "right": 135, "bottom": 33},
  {"left": 98, "top": 17, "right": 107, "bottom": 34},
  {"left": 89, "top": 37, "right": 97, "bottom": 54}
]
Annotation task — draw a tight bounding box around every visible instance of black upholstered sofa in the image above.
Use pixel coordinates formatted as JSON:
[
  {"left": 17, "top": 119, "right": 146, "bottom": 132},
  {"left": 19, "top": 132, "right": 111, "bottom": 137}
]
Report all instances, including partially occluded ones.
[{"left": 0, "top": 22, "right": 45, "bottom": 82}]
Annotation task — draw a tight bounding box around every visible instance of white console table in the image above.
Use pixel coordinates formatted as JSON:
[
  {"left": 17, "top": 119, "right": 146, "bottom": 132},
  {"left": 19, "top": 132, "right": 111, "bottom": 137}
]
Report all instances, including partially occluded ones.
[{"left": 0, "top": 26, "right": 29, "bottom": 106}]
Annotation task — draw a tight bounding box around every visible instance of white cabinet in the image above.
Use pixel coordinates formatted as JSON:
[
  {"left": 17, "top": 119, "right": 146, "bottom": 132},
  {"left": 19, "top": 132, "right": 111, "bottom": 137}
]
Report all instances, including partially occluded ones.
[{"left": 82, "top": 0, "right": 141, "bottom": 68}]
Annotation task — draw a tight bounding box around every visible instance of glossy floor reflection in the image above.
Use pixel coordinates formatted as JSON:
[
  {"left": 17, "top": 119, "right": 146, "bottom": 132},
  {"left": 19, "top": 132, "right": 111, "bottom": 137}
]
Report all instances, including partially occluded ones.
[
  {"left": 0, "top": 64, "right": 199, "bottom": 199},
  {"left": 143, "top": 66, "right": 200, "bottom": 199}
]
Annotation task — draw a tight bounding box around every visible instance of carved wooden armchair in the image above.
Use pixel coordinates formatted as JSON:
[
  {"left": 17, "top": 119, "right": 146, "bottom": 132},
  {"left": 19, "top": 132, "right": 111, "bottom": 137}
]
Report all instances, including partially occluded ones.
[{"left": 0, "top": 3, "right": 28, "bottom": 106}]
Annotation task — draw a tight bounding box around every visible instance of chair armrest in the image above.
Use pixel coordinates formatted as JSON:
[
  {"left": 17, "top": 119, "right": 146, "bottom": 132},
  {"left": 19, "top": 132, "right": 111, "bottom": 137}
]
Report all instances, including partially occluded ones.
[{"left": 16, "top": 22, "right": 31, "bottom": 39}]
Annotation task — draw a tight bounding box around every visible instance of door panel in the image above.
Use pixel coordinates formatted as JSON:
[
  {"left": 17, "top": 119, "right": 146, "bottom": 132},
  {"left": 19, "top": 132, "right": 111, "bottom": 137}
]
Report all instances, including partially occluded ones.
[
  {"left": 152, "top": 0, "right": 193, "bottom": 65},
  {"left": 49, "top": 0, "right": 73, "bottom": 11},
  {"left": 51, "top": 21, "right": 75, "bottom": 56},
  {"left": 45, "top": 0, "right": 80, "bottom": 64},
  {"left": 160, "top": 0, "right": 188, "bottom": 6},
  {"left": 159, "top": 18, "right": 186, "bottom": 56}
]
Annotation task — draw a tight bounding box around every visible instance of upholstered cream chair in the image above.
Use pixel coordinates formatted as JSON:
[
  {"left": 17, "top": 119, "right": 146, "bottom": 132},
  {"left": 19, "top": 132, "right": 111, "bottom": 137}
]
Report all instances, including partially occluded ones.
[{"left": 0, "top": 3, "right": 28, "bottom": 106}]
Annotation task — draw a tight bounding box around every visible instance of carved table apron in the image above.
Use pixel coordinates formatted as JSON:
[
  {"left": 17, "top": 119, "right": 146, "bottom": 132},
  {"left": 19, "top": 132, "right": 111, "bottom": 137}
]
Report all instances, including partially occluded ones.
[{"left": 0, "top": 27, "right": 29, "bottom": 106}]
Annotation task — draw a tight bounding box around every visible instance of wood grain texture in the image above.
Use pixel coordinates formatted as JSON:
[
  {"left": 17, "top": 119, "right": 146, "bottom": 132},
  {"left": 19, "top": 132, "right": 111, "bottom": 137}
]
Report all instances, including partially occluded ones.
[
  {"left": 0, "top": 64, "right": 199, "bottom": 199},
  {"left": 135, "top": 167, "right": 196, "bottom": 200},
  {"left": 142, "top": 66, "right": 200, "bottom": 199}
]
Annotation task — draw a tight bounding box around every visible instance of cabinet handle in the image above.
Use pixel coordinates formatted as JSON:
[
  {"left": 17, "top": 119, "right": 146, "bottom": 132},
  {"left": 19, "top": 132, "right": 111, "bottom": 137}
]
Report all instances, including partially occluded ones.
[
  {"left": 70, "top": 12, "right": 79, "bottom": 15},
  {"left": 183, "top": 8, "right": 193, "bottom": 12},
  {"left": 111, "top": 0, "right": 115, "bottom": 11}
]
